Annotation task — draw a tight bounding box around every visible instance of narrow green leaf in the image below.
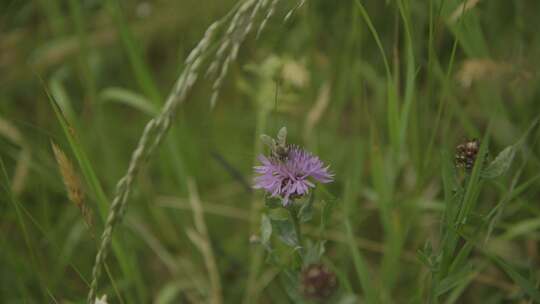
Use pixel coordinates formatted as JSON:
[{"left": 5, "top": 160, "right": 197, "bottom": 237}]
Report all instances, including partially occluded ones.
[
  {"left": 105, "top": 0, "right": 161, "bottom": 105},
  {"left": 444, "top": 271, "right": 476, "bottom": 304},
  {"left": 435, "top": 264, "right": 472, "bottom": 296},
  {"left": 280, "top": 270, "right": 304, "bottom": 303},
  {"left": 344, "top": 219, "right": 377, "bottom": 304},
  {"left": 490, "top": 255, "right": 540, "bottom": 302},
  {"left": 352, "top": 0, "right": 391, "bottom": 79},
  {"left": 45, "top": 89, "right": 109, "bottom": 220},
  {"left": 319, "top": 186, "right": 338, "bottom": 234},
  {"left": 501, "top": 217, "right": 540, "bottom": 240},
  {"left": 417, "top": 240, "right": 435, "bottom": 269},
  {"left": 448, "top": 241, "right": 474, "bottom": 276},
  {"left": 49, "top": 73, "right": 76, "bottom": 122},
  {"left": 100, "top": 87, "right": 158, "bottom": 116}
]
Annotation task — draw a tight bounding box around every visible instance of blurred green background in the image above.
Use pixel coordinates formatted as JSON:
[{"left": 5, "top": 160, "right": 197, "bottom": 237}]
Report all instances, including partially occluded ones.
[{"left": 1, "top": 0, "right": 540, "bottom": 303}]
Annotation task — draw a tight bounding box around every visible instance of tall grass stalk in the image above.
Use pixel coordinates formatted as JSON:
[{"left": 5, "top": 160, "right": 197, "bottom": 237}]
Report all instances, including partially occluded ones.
[
  {"left": 85, "top": 19, "right": 219, "bottom": 301},
  {"left": 67, "top": 0, "right": 97, "bottom": 105},
  {"left": 85, "top": 1, "right": 280, "bottom": 302},
  {"left": 104, "top": 0, "right": 187, "bottom": 247},
  {"left": 0, "top": 159, "right": 46, "bottom": 299},
  {"left": 186, "top": 179, "right": 223, "bottom": 304},
  {"left": 243, "top": 82, "right": 271, "bottom": 304},
  {"left": 430, "top": 130, "right": 491, "bottom": 303}
]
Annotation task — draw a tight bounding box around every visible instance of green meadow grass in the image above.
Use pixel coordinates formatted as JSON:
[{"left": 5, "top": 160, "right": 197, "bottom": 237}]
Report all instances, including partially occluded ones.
[{"left": 1, "top": 0, "right": 540, "bottom": 303}]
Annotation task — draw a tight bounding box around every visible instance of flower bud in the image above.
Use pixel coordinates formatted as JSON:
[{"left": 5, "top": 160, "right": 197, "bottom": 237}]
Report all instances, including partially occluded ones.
[
  {"left": 299, "top": 263, "right": 337, "bottom": 301},
  {"left": 455, "top": 139, "right": 481, "bottom": 170}
]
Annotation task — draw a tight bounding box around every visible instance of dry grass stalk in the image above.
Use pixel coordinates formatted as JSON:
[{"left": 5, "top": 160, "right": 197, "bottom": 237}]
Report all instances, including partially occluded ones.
[
  {"left": 0, "top": 117, "right": 31, "bottom": 195},
  {"left": 0, "top": 116, "right": 23, "bottom": 143},
  {"left": 208, "top": 0, "right": 265, "bottom": 108},
  {"left": 126, "top": 216, "right": 210, "bottom": 301},
  {"left": 51, "top": 141, "right": 93, "bottom": 229},
  {"left": 12, "top": 150, "right": 30, "bottom": 195},
  {"left": 94, "top": 295, "right": 108, "bottom": 304},
  {"left": 187, "top": 178, "right": 223, "bottom": 304},
  {"left": 1, "top": 3, "right": 200, "bottom": 82},
  {"left": 87, "top": 15, "right": 222, "bottom": 304},
  {"left": 456, "top": 58, "right": 511, "bottom": 88},
  {"left": 304, "top": 82, "right": 331, "bottom": 140},
  {"left": 158, "top": 195, "right": 250, "bottom": 220},
  {"left": 284, "top": 0, "right": 306, "bottom": 22},
  {"left": 126, "top": 217, "right": 179, "bottom": 274},
  {"left": 256, "top": 0, "right": 279, "bottom": 39},
  {"left": 449, "top": 0, "right": 481, "bottom": 24},
  {"left": 282, "top": 59, "right": 309, "bottom": 88}
]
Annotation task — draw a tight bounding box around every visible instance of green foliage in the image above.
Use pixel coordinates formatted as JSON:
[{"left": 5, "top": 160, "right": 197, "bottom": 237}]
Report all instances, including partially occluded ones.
[
  {"left": 482, "top": 145, "right": 516, "bottom": 178},
  {"left": 260, "top": 214, "right": 272, "bottom": 246},
  {"left": 269, "top": 214, "right": 299, "bottom": 249},
  {"left": 297, "top": 192, "right": 315, "bottom": 223},
  {"left": 490, "top": 255, "right": 540, "bottom": 302},
  {"left": 2, "top": 0, "right": 540, "bottom": 303},
  {"left": 264, "top": 195, "right": 282, "bottom": 209},
  {"left": 100, "top": 87, "right": 158, "bottom": 116}
]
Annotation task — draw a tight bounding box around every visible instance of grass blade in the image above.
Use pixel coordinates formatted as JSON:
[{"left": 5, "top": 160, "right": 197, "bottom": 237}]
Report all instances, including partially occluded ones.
[
  {"left": 489, "top": 255, "right": 540, "bottom": 302},
  {"left": 42, "top": 81, "right": 145, "bottom": 302}
]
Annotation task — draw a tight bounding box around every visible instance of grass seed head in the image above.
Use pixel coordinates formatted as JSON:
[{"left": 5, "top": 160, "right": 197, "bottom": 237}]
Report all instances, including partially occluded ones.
[
  {"left": 455, "top": 139, "right": 481, "bottom": 171},
  {"left": 51, "top": 141, "right": 93, "bottom": 229}
]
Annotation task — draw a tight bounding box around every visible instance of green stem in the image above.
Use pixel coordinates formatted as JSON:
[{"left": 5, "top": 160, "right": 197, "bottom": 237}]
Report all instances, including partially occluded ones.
[
  {"left": 289, "top": 206, "right": 303, "bottom": 247},
  {"left": 288, "top": 205, "right": 304, "bottom": 270},
  {"left": 242, "top": 107, "right": 269, "bottom": 304}
]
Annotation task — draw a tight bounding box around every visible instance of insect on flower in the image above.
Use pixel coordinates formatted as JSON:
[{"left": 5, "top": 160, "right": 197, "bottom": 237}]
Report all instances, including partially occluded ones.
[
  {"left": 254, "top": 127, "right": 334, "bottom": 206},
  {"left": 260, "top": 126, "right": 290, "bottom": 161}
]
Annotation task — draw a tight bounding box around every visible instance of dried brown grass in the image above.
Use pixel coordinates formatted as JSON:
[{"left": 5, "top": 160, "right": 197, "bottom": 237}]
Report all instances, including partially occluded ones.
[{"left": 51, "top": 141, "right": 93, "bottom": 229}]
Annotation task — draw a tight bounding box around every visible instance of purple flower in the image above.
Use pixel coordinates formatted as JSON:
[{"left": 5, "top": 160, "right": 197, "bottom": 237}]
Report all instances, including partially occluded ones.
[{"left": 253, "top": 145, "right": 334, "bottom": 206}]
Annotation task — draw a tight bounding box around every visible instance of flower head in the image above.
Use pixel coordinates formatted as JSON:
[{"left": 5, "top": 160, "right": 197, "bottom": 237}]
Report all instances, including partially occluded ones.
[{"left": 253, "top": 145, "right": 333, "bottom": 206}]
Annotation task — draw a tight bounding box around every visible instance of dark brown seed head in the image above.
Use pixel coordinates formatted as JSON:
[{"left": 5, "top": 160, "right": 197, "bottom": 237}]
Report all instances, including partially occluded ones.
[
  {"left": 300, "top": 263, "right": 337, "bottom": 301},
  {"left": 455, "top": 139, "right": 480, "bottom": 170}
]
